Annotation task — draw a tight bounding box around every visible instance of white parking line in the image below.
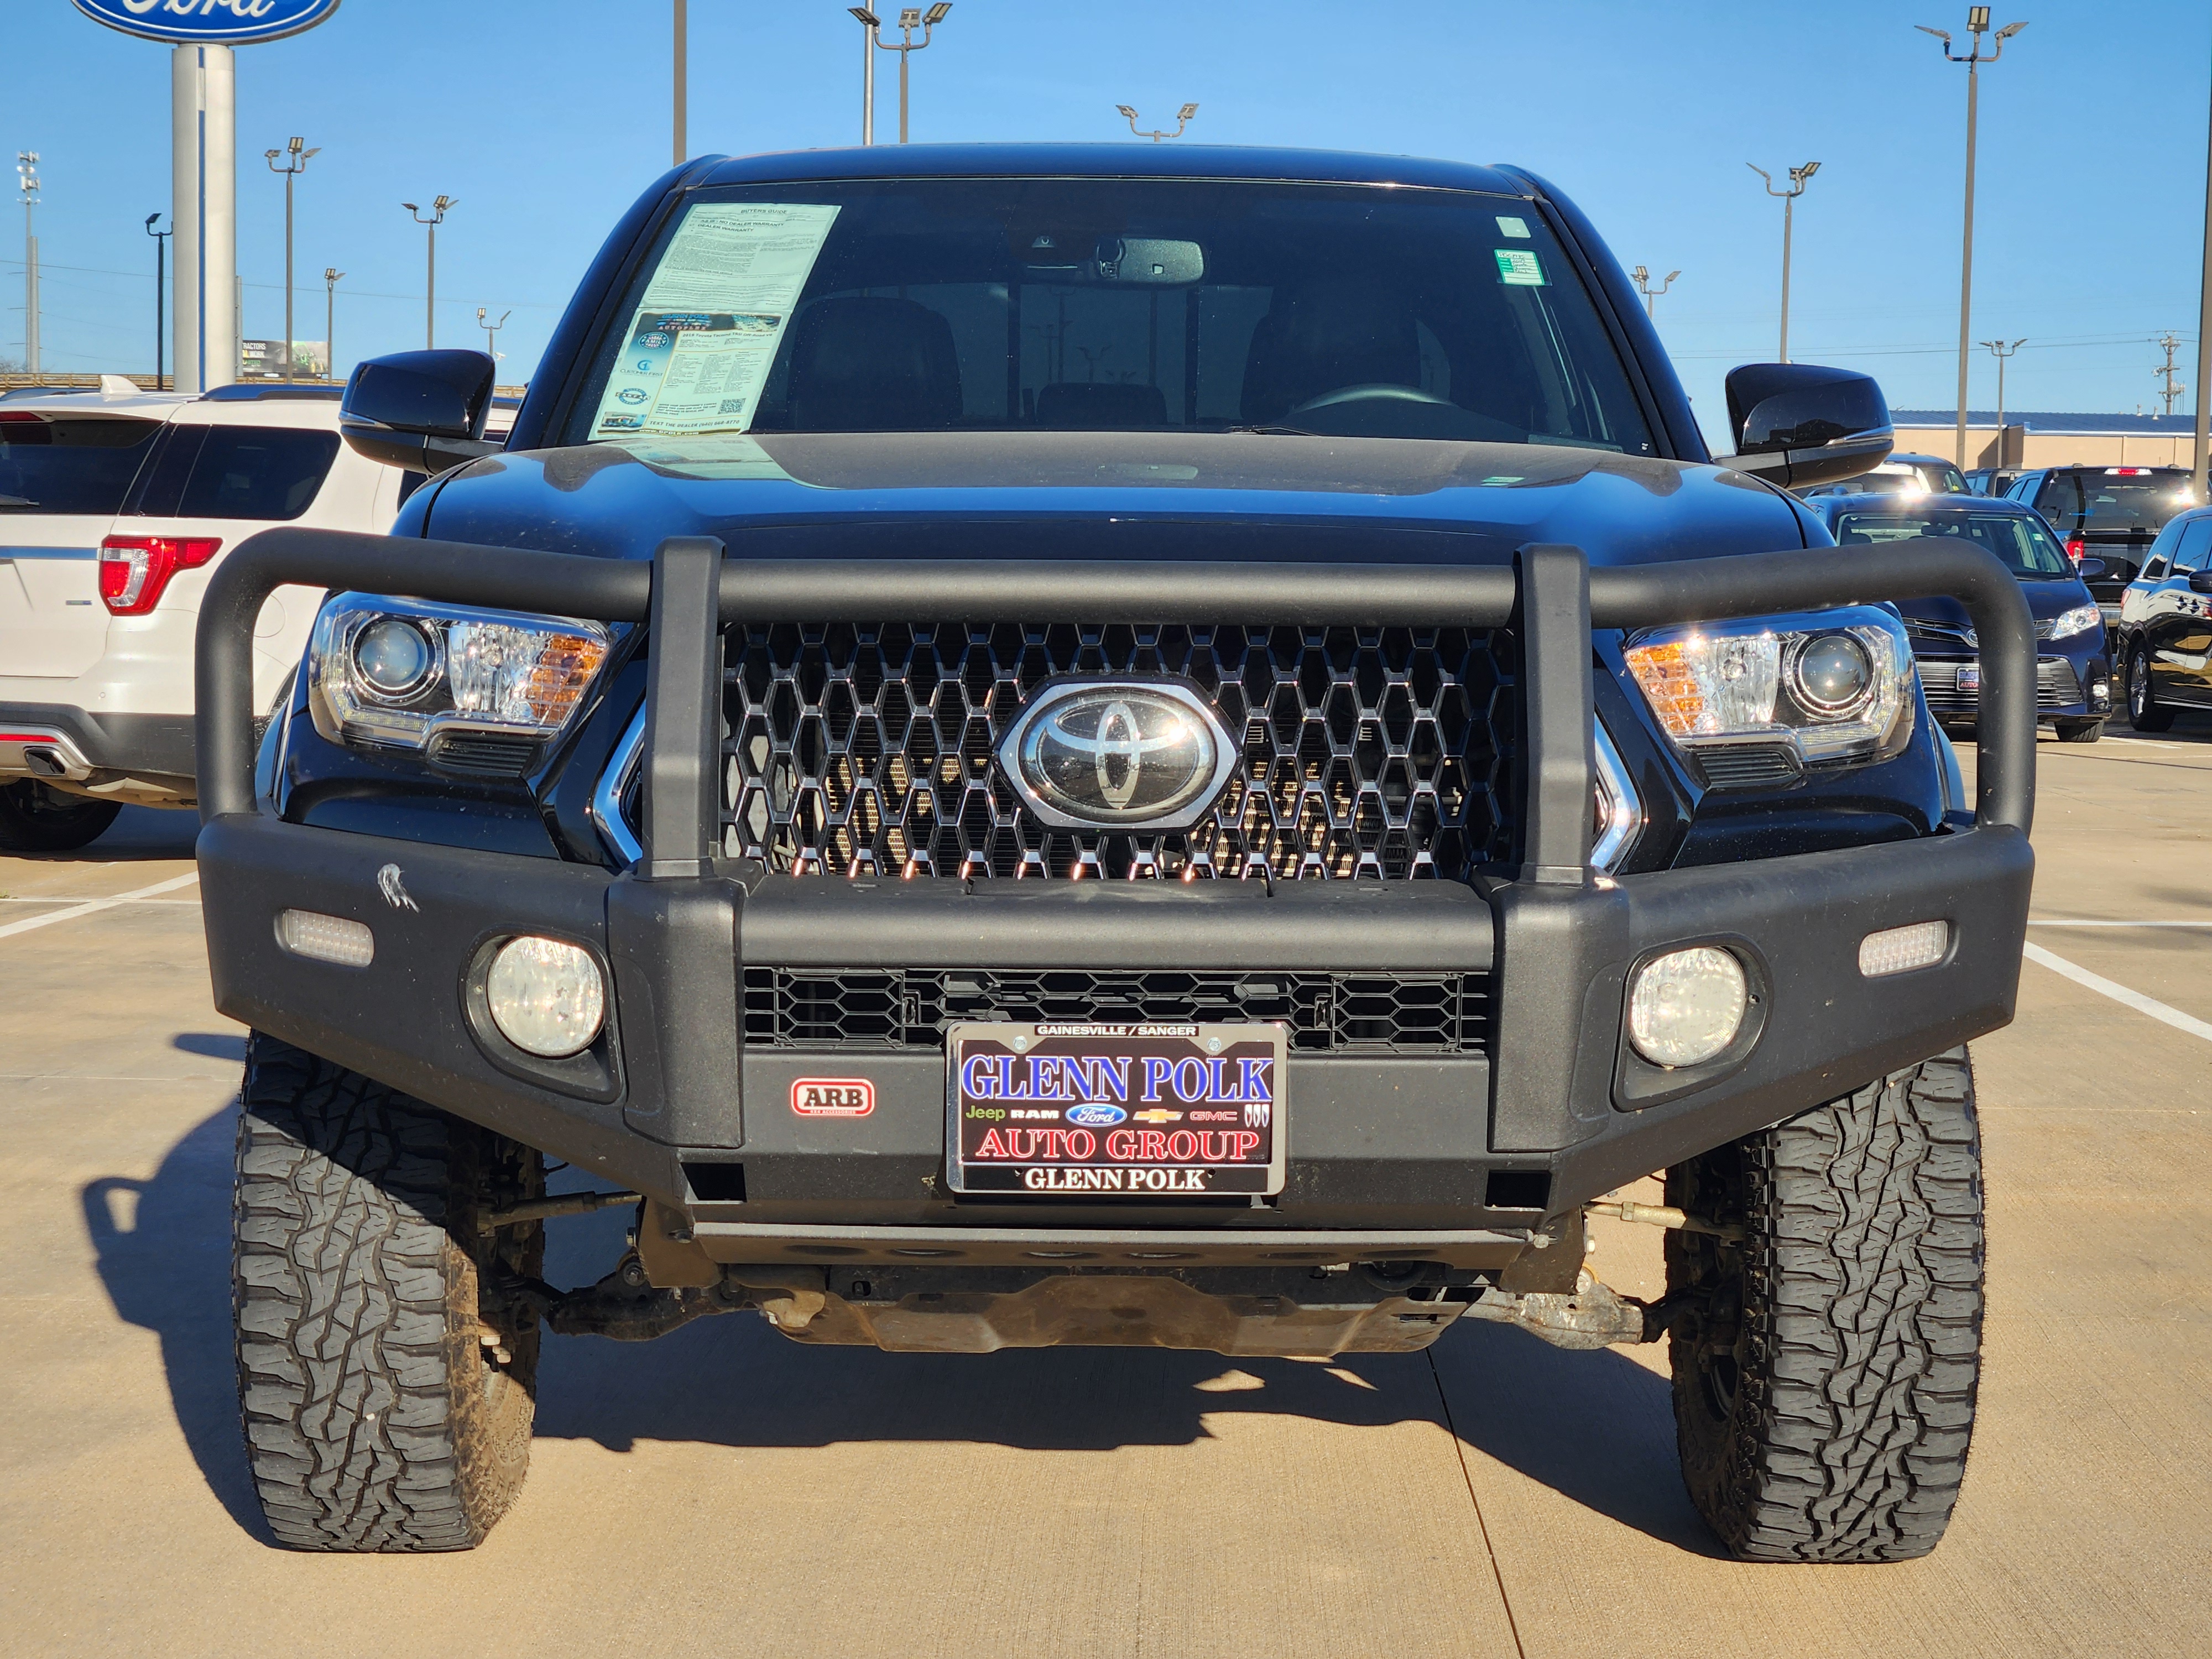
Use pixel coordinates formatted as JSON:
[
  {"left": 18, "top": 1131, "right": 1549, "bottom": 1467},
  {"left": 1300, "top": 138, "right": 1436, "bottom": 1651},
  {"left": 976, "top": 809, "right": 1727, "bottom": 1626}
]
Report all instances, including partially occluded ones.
[
  {"left": 0, "top": 872, "right": 200, "bottom": 942},
  {"left": 2022, "top": 941, "right": 2212, "bottom": 1044},
  {"left": 2028, "top": 919, "right": 2212, "bottom": 927}
]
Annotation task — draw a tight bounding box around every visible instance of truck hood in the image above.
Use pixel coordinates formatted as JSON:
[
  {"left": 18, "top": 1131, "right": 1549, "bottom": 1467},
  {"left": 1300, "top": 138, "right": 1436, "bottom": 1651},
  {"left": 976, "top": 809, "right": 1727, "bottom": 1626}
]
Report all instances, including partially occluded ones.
[{"left": 416, "top": 431, "right": 1811, "bottom": 568}]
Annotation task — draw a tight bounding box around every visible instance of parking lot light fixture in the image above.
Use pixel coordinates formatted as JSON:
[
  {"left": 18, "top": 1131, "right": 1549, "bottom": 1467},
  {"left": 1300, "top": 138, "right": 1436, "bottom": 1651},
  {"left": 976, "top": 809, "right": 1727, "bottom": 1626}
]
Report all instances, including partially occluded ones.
[
  {"left": 1118, "top": 102, "right": 1200, "bottom": 142},
  {"left": 263, "top": 137, "right": 319, "bottom": 382},
  {"left": 1981, "top": 337, "right": 2025, "bottom": 462},
  {"left": 147, "top": 214, "right": 171, "bottom": 390},
  {"left": 848, "top": 8, "right": 880, "bottom": 144},
  {"left": 867, "top": 4, "right": 950, "bottom": 144},
  {"left": 1630, "top": 265, "right": 1680, "bottom": 321},
  {"left": 1920, "top": 8, "right": 2028, "bottom": 469},
  {"left": 324, "top": 268, "right": 343, "bottom": 384},
  {"left": 478, "top": 307, "right": 511, "bottom": 377},
  {"left": 404, "top": 197, "right": 456, "bottom": 349},
  {"left": 1748, "top": 162, "right": 1818, "bottom": 362}
]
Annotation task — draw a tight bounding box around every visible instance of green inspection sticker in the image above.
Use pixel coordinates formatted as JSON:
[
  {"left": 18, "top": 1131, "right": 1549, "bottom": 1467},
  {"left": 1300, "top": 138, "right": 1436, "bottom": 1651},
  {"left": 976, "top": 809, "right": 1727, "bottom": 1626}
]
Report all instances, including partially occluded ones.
[
  {"left": 1494, "top": 248, "right": 1547, "bottom": 286},
  {"left": 1495, "top": 215, "right": 1531, "bottom": 238}
]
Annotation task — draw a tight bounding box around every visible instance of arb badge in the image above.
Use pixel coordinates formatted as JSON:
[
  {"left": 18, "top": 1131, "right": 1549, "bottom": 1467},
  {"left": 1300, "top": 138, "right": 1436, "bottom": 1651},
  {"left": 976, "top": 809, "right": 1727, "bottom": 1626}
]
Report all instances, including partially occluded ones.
[{"left": 791, "top": 1077, "right": 875, "bottom": 1117}]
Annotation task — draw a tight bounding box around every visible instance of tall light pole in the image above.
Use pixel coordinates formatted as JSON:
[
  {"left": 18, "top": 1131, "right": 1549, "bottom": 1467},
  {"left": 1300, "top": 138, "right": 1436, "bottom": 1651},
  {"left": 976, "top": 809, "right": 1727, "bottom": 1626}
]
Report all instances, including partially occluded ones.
[
  {"left": 2198, "top": 26, "right": 2212, "bottom": 502},
  {"left": 263, "top": 135, "right": 319, "bottom": 381},
  {"left": 1920, "top": 8, "right": 2028, "bottom": 469},
  {"left": 673, "top": 0, "right": 688, "bottom": 165},
  {"left": 1117, "top": 103, "right": 1199, "bottom": 142},
  {"left": 324, "top": 267, "right": 343, "bottom": 384},
  {"left": 16, "top": 153, "right": 38, "bottom": 377},
  {"left": 848, "top": 9, "right": 879, "bottom": 143},
  {"left": 1630, "top": 264, "right": 1680, "bottom": 321},
  {"left": 1980, "top": 336, "right": 2024, "bottom": 463},
  {"left": 403, "top": 196, "right": 456, "bottom": 349},
  {"left": 1748, "top": 161, "right": 1819, "bottom": 363},
  {"left": 147, "top": 214, "right": 171, "bottom": 390},
  {"left": 856, "top": 6, "right": 950, "bottom": 144},
  {"left": 477, "top": 306, "right": 511, "bottom": 378}
]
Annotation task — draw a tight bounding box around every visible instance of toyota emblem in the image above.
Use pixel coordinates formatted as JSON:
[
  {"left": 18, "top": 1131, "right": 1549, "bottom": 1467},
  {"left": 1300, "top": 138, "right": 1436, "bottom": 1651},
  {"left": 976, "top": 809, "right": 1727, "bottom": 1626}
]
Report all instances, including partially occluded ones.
[{"left": 999, "top": 679, "right": 1237, "bottom": 830}]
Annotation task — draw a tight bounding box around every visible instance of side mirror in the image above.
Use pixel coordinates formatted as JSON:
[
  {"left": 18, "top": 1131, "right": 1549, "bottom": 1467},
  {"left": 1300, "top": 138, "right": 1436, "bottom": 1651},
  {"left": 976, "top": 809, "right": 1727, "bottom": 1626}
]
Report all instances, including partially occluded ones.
[
  {"left": 340, "top": 349, "right": 500, "bottom": 473},
  {"left": 1715, "top": 363, "right": 1895, "bottom": 492},
  {"left": 2076, "top": 557, "right": 2110, "bottom": 580},
  {"left": 2188, "top": 568, "right": 2212, "bottom": 595}
]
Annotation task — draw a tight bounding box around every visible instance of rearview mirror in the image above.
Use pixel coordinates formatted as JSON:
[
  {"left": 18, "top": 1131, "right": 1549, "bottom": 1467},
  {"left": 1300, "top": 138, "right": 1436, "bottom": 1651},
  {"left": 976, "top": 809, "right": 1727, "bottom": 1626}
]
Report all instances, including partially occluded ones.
[
  {"left": 2188, "top": 568, "right": 2212, "bottom": 595},
  {"left": 340, "top": 349, "right": 500, "bottom": 473},
  {"left": 1715, "top": 363, "right": 1894, "bottom": 492}
]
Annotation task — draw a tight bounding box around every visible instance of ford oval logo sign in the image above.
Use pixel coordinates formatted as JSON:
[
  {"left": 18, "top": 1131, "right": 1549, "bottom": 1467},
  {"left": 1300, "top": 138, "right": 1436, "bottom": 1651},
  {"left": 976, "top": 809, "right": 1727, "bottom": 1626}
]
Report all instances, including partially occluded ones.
[
  {"left": 999, "top": 679, "right": 1235, "bottom": 831},
  {"left": 1066, "top": 1103, "right": 1128, "bottom": 1128},
  {"left": 72, "top": 0, "right": 343, "bottom": 45}
]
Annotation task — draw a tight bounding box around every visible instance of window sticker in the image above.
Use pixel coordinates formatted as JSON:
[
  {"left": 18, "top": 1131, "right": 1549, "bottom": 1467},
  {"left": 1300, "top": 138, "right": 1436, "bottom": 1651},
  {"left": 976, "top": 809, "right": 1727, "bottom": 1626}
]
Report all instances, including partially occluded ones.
[
  {"left": 1494, "top": 248, "right": 1547, "bottom": 286},
  {"left": 590, "top": 202, "right": 840, "bottom": 440},
  {"left": 1495, "top": 216, "right": 1532, "bottom": 239}
]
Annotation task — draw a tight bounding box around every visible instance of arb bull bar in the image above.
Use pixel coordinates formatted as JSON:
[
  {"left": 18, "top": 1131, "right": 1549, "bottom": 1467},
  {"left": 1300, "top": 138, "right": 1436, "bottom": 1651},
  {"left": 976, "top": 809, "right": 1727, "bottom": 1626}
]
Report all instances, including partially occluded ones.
[{"left": 195, "top": 529, "right": 2036, "bottom": 1274}]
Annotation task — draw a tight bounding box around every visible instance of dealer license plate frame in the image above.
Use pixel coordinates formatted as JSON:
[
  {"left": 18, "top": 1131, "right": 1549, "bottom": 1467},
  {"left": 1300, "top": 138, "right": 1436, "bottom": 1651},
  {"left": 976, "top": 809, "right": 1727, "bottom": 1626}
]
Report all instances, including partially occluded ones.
[{"left": 944, "top": 1020, "right": 1288, "bottom": 1197}]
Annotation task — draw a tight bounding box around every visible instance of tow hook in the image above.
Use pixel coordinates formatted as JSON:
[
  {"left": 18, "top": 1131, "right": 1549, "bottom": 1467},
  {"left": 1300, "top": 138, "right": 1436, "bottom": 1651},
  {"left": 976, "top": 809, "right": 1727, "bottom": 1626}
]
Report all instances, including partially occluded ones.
[{"left": 1585, "top": 1198, "right": 1745, "bottom": 1243}]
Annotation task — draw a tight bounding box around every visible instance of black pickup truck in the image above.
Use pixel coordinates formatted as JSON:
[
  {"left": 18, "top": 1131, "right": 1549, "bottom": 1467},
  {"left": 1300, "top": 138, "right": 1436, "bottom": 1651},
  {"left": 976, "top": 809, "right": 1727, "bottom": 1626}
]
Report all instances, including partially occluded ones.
[{"left": 195, "top": 145, "right": 2036, "bottom": 1561}]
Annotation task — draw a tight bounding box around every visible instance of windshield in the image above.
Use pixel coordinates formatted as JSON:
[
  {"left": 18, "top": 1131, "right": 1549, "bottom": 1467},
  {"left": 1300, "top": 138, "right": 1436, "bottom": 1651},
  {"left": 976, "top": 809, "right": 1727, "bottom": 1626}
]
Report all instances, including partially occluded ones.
[
  {"left": 566, "top": 179, "right": 1655, "bottom": 452},
  {"left": 1833, "top": 509, "right": 2076, "bottom": 577},
  {"left": 0, "top": 414, "right": 163, "bottom": 514}
]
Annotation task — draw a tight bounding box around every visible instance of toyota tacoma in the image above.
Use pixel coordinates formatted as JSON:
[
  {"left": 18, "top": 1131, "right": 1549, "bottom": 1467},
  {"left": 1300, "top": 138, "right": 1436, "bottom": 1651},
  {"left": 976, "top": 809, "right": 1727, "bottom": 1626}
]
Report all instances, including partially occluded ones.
[{"left": 195, "top": 145, "right": 2036, "bottom": 1559}]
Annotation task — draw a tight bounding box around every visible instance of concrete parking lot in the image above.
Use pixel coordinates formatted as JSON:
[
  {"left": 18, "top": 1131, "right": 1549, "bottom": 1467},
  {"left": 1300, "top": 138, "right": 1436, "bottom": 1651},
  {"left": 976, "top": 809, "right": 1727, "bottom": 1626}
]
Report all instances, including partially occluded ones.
[{"left": 2, "top": 726, "right": 2207, "bottom": 1659}]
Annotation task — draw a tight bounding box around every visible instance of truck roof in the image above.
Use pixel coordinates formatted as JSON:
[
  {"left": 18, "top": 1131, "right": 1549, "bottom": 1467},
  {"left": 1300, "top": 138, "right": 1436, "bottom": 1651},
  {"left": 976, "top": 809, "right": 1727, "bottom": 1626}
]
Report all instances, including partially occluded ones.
[{"left": 695, "top": 143, "right": 1533, "bottom": 198}]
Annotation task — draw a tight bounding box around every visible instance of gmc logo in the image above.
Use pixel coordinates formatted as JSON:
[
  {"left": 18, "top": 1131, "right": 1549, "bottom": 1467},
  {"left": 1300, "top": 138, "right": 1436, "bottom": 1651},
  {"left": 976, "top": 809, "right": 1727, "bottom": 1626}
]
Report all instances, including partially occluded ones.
[{"left": 791, "top": 1077, "right": 875, "bottom": 1117}]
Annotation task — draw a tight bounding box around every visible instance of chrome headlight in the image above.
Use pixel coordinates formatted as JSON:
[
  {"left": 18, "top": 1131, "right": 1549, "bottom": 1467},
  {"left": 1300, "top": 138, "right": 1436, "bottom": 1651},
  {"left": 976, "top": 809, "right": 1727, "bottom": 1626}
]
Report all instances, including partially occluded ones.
[
  {"left": 1624, "top": 607, "right": 1915, "bottom": 769},
  {"left": 2048, "top": 603, "right": 2102, "bottom": 641},
  {"left": 307, "top": 595, "right": 611, "bottom": 760}
]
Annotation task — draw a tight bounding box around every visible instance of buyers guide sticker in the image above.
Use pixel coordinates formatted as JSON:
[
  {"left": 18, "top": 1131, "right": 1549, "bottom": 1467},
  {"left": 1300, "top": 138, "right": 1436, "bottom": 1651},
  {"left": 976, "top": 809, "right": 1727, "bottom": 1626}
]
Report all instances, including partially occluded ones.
[{"left": 589, "top": 202, "right": 839, "bottom": 440}]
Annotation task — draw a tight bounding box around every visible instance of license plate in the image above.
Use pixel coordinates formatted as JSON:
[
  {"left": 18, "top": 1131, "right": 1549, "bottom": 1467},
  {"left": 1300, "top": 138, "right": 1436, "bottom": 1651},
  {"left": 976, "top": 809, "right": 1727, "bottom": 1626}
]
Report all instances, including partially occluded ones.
[
  {"left": 1957, "top": 662, "right": 1980, "bottom": 695},
  {"left": 946, "top": 1021, "right": 1287, "bottom": 1196}
]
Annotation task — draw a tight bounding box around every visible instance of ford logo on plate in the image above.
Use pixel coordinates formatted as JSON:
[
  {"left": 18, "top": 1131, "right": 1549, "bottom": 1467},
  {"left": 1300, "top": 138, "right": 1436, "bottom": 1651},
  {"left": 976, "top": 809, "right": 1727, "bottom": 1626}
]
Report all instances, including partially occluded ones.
[
  {"left": 1066, "top": 1103, "right": 1128, "bottom": 1128},
  {"left": 999, "top": 679, "right": 1236, "bottom": 830}
]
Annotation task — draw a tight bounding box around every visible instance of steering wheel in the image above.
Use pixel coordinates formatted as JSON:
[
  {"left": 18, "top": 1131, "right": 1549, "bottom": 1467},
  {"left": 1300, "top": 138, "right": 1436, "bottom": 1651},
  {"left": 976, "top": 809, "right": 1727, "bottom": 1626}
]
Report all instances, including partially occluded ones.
[{"left": 1289, "top": 383, "right": 1455, "bottom": 415}]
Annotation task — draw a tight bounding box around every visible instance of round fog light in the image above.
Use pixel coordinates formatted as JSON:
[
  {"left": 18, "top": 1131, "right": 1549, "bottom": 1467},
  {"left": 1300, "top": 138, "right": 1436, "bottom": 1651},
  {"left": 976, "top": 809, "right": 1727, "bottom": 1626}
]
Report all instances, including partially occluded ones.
[
  {"left": 1627, "top": 946, "right": 1748, "bottom": 1069},
  {"left": 485, "top": 936, "right": 605, "bottom": 1058}
]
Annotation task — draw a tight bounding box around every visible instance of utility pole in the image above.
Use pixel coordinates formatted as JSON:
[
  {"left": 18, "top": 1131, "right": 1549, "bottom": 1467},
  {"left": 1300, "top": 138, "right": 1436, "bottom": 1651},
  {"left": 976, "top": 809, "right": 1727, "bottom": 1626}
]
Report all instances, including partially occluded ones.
[
  {"left": 324, "top": 267, "right": 343, "bottom": 383},
  {"left": 673, "top": 0, "right": 688, "bottom": 165},
  {"left": 16, "top": 153, "right": 38, "bottom": 377},
  {"left": 146, "top": 214, "right": 171, "bottom": 390},
  {"left": 2154, "top": 332, "right": 2185, "bottom": 417},
  {"left": 1980, "top": 337, "right": 2024, "bottom": 463},
  {"left": 1747, "top": 161, "right": 1818, "bottom": 363},
  {"left": 477, "top": 306, "right": 510, "bottom": 377},
  {"left": 1630, "top": 264, "right": 1680, "bottom": 321},
  {"left": 263, "top": 135, "right": 319, "bottom": 380},
  {"left": 1919, "top": 7, "right": 2028, "bottom": 469},
  {"left": 403, "top": 197, "right": 456, "bottom": 349},
  {"left": 1117, "top": 103, "right": 1199, "bottom": 142}
]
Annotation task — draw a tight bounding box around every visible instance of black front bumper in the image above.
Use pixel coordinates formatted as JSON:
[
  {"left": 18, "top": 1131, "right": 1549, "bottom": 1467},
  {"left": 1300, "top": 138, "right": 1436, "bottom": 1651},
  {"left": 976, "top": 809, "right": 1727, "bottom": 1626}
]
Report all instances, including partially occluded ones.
[{"left": 192, "top": 529, "right": 2041, "bottom": 1268}]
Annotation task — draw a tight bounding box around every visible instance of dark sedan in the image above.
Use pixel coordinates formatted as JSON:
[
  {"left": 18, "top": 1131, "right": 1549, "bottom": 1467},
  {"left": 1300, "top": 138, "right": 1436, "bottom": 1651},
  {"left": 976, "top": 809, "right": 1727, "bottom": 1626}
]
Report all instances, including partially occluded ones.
[{"left": 1809, "top": 494, "right": 2113, "bottom": 742}]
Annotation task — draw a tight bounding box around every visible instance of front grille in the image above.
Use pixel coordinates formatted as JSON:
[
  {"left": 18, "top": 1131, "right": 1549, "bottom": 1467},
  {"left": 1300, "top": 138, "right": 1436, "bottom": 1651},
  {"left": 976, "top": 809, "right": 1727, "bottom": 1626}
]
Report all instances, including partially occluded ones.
[
  {"left": 721, "top": 623, "right": 1516, "bottom": 881},
  {"left": 1919, "top": 657, "right": 2080, "bottom": 712},
  {"left": 744, "top": 967, "right": 1490, "bottom": 1054}
]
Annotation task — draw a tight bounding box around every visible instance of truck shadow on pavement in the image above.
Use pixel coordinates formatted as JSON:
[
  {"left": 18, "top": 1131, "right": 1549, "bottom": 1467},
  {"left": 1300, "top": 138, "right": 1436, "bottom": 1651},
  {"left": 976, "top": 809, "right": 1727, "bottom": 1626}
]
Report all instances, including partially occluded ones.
[{"left": 84, "top": 1103, "right": 1718, "bottom": 1557}]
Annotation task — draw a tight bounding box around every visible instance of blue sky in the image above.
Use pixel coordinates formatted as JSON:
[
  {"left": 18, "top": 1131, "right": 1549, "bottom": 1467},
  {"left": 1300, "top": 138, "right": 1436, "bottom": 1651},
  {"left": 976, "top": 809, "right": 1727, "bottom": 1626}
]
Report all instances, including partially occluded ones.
[{"left": 7, "top": 0, "right": 2208, "bottom": 451}]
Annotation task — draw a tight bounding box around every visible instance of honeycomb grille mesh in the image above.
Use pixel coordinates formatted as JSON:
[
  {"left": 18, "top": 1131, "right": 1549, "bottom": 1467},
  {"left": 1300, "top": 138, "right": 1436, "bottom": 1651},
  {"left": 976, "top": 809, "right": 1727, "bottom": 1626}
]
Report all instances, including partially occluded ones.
[
  {"left": 745, "top": 968, "right": 1490, "bottom": 1053},
  {"left": 721, "top": 622, "right": 1516, "bottom": 880}
]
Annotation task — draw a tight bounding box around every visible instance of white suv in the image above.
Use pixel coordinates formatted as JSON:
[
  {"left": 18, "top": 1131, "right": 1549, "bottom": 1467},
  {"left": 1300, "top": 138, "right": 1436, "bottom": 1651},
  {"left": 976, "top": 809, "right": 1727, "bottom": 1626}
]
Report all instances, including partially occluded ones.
[{"left": 0, "top": 383, "right": 454, "bottom": 849}]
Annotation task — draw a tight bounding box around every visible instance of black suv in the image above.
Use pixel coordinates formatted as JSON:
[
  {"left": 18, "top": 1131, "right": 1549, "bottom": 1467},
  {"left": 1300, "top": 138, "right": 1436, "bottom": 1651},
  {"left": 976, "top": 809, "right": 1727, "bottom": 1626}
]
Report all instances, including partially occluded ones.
[
  {"left": 2005, "top": 464, "right": 2199, "bottom": 616},
  {"left": 194, "top": 145, "right": 2036, "bottom": 1562}
]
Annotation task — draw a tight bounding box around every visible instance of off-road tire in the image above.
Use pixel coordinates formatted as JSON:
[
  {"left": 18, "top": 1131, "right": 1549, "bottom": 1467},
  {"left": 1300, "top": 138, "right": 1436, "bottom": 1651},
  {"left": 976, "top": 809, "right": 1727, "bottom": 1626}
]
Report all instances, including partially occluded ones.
[
  {"left": 2127, "top": 645, "right": 2174, "bottom": 732},
  {"left": 0, "top": 779, "right": 120, "bottom": 852},
  {"left": 232, "top": 1034, "right": 545, "bottom": 1551},
  {"left": 1664, "top": 1048, "right": 1984, "bottom": 1563},
  {"left": 2054, "top": 718, "right": 2104, "bottom": 743}
]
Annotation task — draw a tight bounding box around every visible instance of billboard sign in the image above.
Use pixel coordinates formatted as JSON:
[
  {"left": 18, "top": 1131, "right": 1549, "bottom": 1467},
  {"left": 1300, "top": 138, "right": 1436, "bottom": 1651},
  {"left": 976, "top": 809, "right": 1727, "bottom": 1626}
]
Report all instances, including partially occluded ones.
[{"left": 71, "top": 0, "right": 342, "bottom": 46}]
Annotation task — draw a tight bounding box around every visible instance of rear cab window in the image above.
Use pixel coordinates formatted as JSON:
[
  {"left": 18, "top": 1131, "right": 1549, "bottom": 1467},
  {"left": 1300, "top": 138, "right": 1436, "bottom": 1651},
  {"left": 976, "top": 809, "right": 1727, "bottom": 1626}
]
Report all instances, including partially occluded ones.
[
  {"left": 127, "top": 424, "right": 342, "bottom": 521},
  {"left": 0, "top": 413, "right": 165, "bottom": 516}
]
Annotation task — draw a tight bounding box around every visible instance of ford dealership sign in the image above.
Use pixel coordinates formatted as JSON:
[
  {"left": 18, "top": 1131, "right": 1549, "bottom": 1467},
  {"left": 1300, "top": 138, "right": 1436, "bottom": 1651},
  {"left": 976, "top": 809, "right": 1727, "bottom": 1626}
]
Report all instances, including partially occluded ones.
[{"left": 71, "top": 0, "right": 342, "bottom": 45}]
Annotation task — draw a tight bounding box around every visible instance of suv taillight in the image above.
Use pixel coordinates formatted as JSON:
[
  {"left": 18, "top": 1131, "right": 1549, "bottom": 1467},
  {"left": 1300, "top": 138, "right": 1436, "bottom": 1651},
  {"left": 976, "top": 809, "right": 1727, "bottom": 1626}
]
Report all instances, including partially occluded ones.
[
  {"left": 2064, "top": 536, "right": 2086, "bottom": 562},
  {"left": 98, "top": 535, "right": 222, "bottom": 615}
]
